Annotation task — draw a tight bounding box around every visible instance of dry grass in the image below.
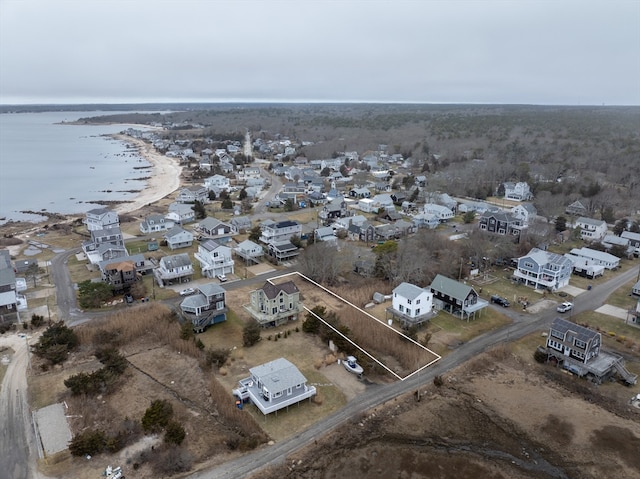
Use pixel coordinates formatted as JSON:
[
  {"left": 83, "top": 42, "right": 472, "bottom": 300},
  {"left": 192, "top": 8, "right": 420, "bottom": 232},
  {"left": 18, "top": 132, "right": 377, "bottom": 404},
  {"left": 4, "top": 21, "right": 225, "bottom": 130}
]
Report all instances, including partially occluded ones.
[{"left": 75, "top": 302, "right": 180, "bottom": 347}]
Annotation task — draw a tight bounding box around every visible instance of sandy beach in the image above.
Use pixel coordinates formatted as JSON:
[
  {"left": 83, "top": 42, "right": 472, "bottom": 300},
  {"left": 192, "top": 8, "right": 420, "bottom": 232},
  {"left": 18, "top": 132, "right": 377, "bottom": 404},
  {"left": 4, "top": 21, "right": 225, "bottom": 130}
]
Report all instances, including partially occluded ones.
[{"left": 112, "top": 135, "right": 183, "bottom": 216}]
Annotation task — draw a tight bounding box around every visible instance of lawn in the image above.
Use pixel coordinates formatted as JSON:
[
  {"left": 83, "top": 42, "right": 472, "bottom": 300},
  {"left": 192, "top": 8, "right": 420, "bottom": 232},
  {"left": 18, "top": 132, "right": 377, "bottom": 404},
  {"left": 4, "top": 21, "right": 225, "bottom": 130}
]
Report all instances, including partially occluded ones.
[
  {"left": 574, "top": 310, "right": 640, "bottom": 347},
  {"left": 606, "top": 278, "right": 639, "bottom": 309},
  {"left": 66, "top": 255, "right": 100, "bottom": 284}
]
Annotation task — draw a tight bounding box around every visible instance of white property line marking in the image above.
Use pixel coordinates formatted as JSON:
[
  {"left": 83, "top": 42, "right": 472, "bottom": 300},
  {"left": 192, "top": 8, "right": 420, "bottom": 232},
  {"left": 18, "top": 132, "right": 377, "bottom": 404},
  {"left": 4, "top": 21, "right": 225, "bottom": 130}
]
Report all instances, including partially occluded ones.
[{"left": 266, "top": 271, "right": 441, "bottom": 381}]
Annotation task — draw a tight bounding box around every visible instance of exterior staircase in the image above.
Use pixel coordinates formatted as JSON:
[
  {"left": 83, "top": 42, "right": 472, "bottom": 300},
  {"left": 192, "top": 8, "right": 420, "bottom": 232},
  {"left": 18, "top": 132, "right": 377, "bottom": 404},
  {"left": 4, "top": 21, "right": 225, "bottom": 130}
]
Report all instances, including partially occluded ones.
[{"left": 613, "top": 360, "right": 638, "bottom": 385}]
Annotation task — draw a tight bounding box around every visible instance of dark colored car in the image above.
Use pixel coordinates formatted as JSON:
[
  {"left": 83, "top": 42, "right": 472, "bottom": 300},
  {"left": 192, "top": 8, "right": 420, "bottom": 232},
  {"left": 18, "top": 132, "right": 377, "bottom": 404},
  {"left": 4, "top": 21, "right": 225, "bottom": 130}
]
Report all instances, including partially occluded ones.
[{"left": 490, "top": 295, "right": 510, "bottom": 307}]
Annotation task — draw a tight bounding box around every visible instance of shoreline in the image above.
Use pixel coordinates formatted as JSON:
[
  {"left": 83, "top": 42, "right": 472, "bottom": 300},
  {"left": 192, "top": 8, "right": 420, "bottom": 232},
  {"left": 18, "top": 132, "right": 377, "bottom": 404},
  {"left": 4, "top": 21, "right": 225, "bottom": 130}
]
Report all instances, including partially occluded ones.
[{"left": 110, "top": 134, "right": 183, "bottom": 216}]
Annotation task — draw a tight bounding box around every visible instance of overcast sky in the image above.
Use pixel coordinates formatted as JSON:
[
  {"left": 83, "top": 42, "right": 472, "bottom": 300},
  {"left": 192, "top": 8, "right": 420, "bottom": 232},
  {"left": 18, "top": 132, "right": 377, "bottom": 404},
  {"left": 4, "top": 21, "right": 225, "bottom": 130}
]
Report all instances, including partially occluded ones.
[{"left": 1, "top": 0, "right": 639, "bottom": 105}]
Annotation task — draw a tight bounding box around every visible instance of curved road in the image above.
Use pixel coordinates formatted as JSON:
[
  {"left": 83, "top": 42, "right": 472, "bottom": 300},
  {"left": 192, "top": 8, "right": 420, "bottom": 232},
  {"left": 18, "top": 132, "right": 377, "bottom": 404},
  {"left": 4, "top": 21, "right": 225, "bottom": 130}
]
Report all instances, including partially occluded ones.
[{"left": 191, "top": 266, "right": 640, "bottom": 478}]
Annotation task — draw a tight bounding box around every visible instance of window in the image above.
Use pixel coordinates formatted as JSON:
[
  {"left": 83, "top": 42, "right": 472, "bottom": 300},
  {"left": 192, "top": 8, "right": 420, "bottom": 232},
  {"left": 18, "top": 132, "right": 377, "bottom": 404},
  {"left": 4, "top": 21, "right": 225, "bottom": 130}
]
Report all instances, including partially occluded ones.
[
  {"left": 407, "top": 309, "right": 412, "bottom": 316},
  {"left": 547, "top": 339, "right": 563, "bottom": 351},
  {"left": 416, "top": 299, "right": 421, "bottom": 305},
  {"left": 399, "top": 305, "right": 404, "bottom": 313},
  {"left": 415, "top": 308, "right": 421, "bottom": 315},
  {"left": 407, "top": 299, "right": 412, "bottom": 305},
  {"left": 550, "top": 330, "right": 564, "bottom": 340},
  {"left": 574, "top": 339, "right": 586, "bottom": 349}
]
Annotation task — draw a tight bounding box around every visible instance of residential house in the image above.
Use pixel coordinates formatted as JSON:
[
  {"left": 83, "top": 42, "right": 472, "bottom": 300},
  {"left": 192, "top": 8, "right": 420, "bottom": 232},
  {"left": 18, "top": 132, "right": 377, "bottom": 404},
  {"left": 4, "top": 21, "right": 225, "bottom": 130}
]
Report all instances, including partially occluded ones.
[
  {"left": 259, "top": 220, "right": 302, "bottom": 245},
  {"left": 412, "top": 212, "right": 439, "bottom": 230},
  {"left": 232, "top": 358, "right": 316, "bottom": 415},
  {"left": 379, "top": 209, "right": 403, "bottom": 222},
  {"left": 388, "top": 282, "right": 434, "bottom": 327},
  {"left": 234, "top": 240, "right": 264, "bottom": 264},
  {"left": 547, "top": 318, "right": 601, "bottom": 365},
  {"left": 204, "top": 174, "right": 230, "bottom": 191},
  {"left": 569, "top": 247, "right": 620, "bottom": 270},
  {"left": 194, "top": 240, "right": 234, "bottom": 278},
  {"left": 100, "top": 258, "right": 138, "bottom": 292},
  {"left": 430, "top": 274, "right": 488, "bottom": 321},
  {"left": 478, "top": 211, "right": 521, "bottom": 237},
  {"left": 565, "top": 200, "right": 588, "bottom": 216},
  {"left": 314, "top": 226, "right": 338, "bottom": 243},
  {"left": 514, "top": 248, "right": 573, "bottom": 290},
  {"left": 230, "top": 216, "right": 252, "bottom": 234},
  {"left": 424, "top": 204, "right": 454, "bottom": 222},
  {"left": 630, "top": 280, "right": 640, "bottom": 297},
  {"left": 236, "top": 166, "right": 261, "bottom": 183},
  {"left": 371, "top": 194, "right": 395, "bottom": 212},
  {"left": 602, "top": 234, "right": 631, "bottom": 254},
  {"left": 458, "top": 201, "right": 494, "bottom": 215},
  {"left": 83, "top": 227, "right": 126, "bottom": 264},
  {"left": 319, "top": 200, "right": 348, "bottom": 223},
  {"left": 564, "top": 253, "right": 605, "bottom": 279},
  {"left": 503, "top": 181, "right": 532, "bottom": 201},
  {"left": 333, "top": 215, "right": 367, "bottom": 231},
  {"left": 621, "top": 231, "right": 640, "bottom": 255},
  {"left": 176, "top": 186, "right": 209, "bottom": 204},
  {"left": 267, "top": 241, "right": 299, "bottom": 263},
  {"left": 545, "top": 318, "right": 636, "bottom": 384},
  {"left": 155, "top": 253, "right": 194, "bottom": 286},
  {"left": 0, "top": 250, "right": 24, "bottom": 317},
  {"left": 575, "top": 217, "right": 608, "bottom": 242},
  {"left": 140, "top": 214, "right": 174, "bottom": 234},
  {"left": 198, "top": 217, "right": 234, "bottom": 241},
  {"left": 415, "top": 175, "right": 427, "bottom": 187},
  {"left": 349, "top": 187, "right": 371, "bottom": 199},
  {"left": 244, "top": 280, "right": 303, "bottom": 327},
  {"left": 167, "top": 202, "right": 196, "bottom": 224},
  {"left": 85, "top": 207, "right": 119, "bottom": 231},
  {"left": 180, "top": 283, "right": 227, "bottom": 332},
  {"left": 511, "top": 203, "right": 537, "bottom": 228},
  {"left": 163, "top": 227, "right": 194, "bottom": 251},
  {"left": 14, "top": 258, "right": 38, "bottom": 275}
]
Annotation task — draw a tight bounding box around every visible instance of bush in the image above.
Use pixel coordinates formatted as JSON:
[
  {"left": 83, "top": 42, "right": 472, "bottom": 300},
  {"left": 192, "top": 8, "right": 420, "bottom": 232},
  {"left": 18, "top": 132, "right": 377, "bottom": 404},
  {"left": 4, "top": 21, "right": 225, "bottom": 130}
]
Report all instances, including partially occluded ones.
[
  {"left": 533, "top": 348, "right": 548, "bottom": 364},
  {"left": 242, "top": 322, "right": 261, "bottom": 347},
  {"left": 78, "top": 280, "right": 113, "bottom": 309},
  {"left": 141, "top": 400, "right": 174, "bottom": 433},
  {"left": 433, "top": 375, "right": 444, "bottom": 387},
  {"left": 205, "top": 348, "right": 230, "bottom": 368},
  {"left": 151, "top": 446, "right": 193, "bottom": 475},
  {"left": 69, "top": 429, "right": 106, "bottom": 456},
  {"left": 30, "top": 314, "right": 45, "bottom": 328},
  {"left": 164, "top": 420, "right": 186, "bottom": 445},
  {"left": 33, "top": 321, "right": 79, "bottom": 364}
]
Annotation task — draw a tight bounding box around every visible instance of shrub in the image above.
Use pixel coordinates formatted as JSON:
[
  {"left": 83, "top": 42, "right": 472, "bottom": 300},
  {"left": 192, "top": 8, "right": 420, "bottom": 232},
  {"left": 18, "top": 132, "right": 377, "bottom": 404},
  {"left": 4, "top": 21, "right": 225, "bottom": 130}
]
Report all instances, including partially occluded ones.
[
  {"left": 78, "top": 280, "right": 113, "bottom": 309},
  {"left": 533, "top": 348, "right": 548, "bottom": 364},
  {"left": 205, "top": 348, "right": 230, "bottom": 369},
  {"left": 180, "top": 322, "right": 194, "bottom": 340},
  {"left": 242, "top": 322, "right": 261, "bottom": 347},
  {"left": 151, "top": 446, "right": 193, "bottom": 475},
  {"left": 30, "top": 314, "right": 45, "bottom": 328},
  {"left": 433, "top": 375, "right": 444, "bottom": 387},
  {"left": 69, "top": 429, "right": 106, "bottom": 456},
  {"left": 164, "top": 420, "right": 186, "bottom": 445},
  {"left": 33, "top": 321, "right": 79, "bottom": 364},
  {"left": 141, "top": 400, "right": 174, "bottom": 433}
]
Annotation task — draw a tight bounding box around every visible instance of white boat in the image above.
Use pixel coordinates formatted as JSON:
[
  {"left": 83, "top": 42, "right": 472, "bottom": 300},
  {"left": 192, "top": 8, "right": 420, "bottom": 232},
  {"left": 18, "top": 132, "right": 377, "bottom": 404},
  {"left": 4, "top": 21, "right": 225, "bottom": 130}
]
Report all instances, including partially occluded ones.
[{"left": 343, "top": 356, "right": 363, "bottom": 376}]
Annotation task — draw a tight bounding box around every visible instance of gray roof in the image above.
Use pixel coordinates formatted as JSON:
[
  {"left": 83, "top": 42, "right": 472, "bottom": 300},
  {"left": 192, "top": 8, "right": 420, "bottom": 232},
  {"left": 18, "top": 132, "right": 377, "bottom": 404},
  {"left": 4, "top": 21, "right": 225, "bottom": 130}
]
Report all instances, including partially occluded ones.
[
  {"left": 164, "top": 226, "right": 191, "bottom": 239},
  {"left": 250, "top": 358, "right": 307, "bottom": 393},
  {"left": 621, "top": 231, "right": 640, "bottom": 242},
  {"left": 525, "top": 248, "right": 572, "bottom": 268},
  {"left": 576, "top": 217, "right": 606, "bottom": 227},
  {"left": 393, "top": 282, "right": 429, "bottom": 301},
  {"left": 430, "top": 274, "right": 475, "bottom": 301},
  {"left": 0, "top": 267, "right": 16, "bottom": 287},
  {"left": 550, "top": 317, "right": 599, "bottom": 343},
  {"left": 180, "top": 294, "right": 209, "bottom": 310},
  {"left": 198, "top": 283, "right": 225, "bottom": 297},
  {"left": 261, "top": 280, "right": 299, "bottom": 299},
  {"left": 570, "top": 247, "right": 619, "bottom": 263},
  {"left": 161, "top": 253, "right": 192, "bottom": 268},
  {"left": 200, "top": 239, "right": 224, "bottom": 252},
  {"left": 199, "top": 217, "right": 224, "bottom": 230}
]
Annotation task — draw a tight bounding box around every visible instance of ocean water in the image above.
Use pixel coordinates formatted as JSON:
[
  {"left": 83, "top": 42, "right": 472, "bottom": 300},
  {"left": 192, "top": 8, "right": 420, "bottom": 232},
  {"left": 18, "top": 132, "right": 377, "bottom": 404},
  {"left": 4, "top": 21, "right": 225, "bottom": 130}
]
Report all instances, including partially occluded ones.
[{"left": 0, "top": 111, "right": 152, "bottom": 224}]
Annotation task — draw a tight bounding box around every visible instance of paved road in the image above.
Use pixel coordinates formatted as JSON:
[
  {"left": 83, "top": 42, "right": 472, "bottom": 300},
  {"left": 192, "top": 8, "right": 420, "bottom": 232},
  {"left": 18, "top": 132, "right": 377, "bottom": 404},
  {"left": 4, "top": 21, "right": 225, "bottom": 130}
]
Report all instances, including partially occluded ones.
[
  {"left": 0, "top": 334, "right": 39, "bottom": 479},
  {"left": 191, "top": 265, "right": 640, "bottom": 478},
  {"left": 49, "top": 248, "right": 82, "bottom": 322}
]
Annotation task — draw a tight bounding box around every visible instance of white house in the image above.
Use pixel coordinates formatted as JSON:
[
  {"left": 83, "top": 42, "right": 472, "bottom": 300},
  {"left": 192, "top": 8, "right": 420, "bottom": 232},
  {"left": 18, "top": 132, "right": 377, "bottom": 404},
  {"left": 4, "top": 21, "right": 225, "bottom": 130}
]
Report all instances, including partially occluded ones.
[
  {"left": 194, "top": 239, "right": 234, "bottom": 278},
  {"left": 234, "top": 240, "right": 264, "bottom": 263},
  {"left": 575, "top": 217, "right": 608, "bottom": 242},
  {"left": 232, "top": 358, "right": 316, "bottom": 415},
  {"left": 85, "top": 207, "right": 119, "bottom": 231},
  {"left": 176, "top": 186, "right": 209, "bottom": 204},
  {"left": 204, "top": 174, "right": 231, "bottom": 191},
  {"left": 163, "top": 227, "right": 194, "bottom": 250},
  {"left": 412, "top": 212, "right": 439, "bottom": 229},
  {"left": 569, "top": 247, "right": 620, "bottom": 270},
  {"left": 259, "top": 220, "right": 302, "bottom": 245},
  {"left": 332, "top": 215, "right": 367, "bottom": 230},
  {"left": 155, "top": 253, "right": 193, "bottom": 286},
  {"left": 503, "top": 182, "right": 532, "bottom": 201},
  {"left": 424, "top": 204, "right": 454, "bottom": 222},
  {"left": 390, "top": 282, "right": 434, "bottom": 326},
  {"left": 167, "top": 202, "right": 195, "bottom": 224},
  {"left": 510, "top": 203, "right": 537, "bottom": 228},
  {"left": 514, "top": 248, "right": 573, "bottom": 291},
  {"left": 140, "top": 214, "right": 174, "bottom": 234},
  {"left": 314, "top": 226, "right": 338, "bottom": 244},
  {"left": 236, "top": 166, "right": 261, "bottom": 182}
]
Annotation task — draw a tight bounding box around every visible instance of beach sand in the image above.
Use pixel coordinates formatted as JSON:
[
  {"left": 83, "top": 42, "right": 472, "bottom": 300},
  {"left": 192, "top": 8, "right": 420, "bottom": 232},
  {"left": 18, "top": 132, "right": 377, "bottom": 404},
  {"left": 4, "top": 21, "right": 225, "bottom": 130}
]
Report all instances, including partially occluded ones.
[{"left": 112, "top": 135, "right": 183, "bottom": 216}]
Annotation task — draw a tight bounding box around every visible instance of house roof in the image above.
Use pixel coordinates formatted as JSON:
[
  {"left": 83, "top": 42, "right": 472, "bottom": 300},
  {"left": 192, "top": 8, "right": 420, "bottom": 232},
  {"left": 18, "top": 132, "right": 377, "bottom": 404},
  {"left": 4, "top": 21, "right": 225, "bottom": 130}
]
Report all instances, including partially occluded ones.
[
  {"left": 430, "top": 274, "right": 475, "bottom": 301},
  {"left": 164, "top": 226, "right": 192, "bottom": 239},
  {"left": 621, "top": 231, "right": 640, "bottom": 242},
  {"left": 180, "top": 294, "right": 209, "bottom": 310},
  {"left": 237, "top": 239, "right": 260, "bottom": 250},
  {"left": 0, "top": 267, "right": 16, "bottom": 287},
  {"left": 250, "top": 358, "right": 307, "bottom": 393},
  {"left": 523, "top": 248, "right": 572, "bottom": 268},
  {"left": 198, "top": 283, "right": 225, "bottom": 297},
  {"left": 576, "top": 217, "right": 606, "bottom": 227},
  {"left": 550, "top": 317, "right": 599, "bottom": 343},
  {"left": 393, "top": 282, "right": 430, "bottom": 301},
  {"left": 161, "top": 253, "right": 192, "bottom": 268},
  {"left": 570, "top": 247, "right": 619, "bottom": 263},
  {"left": 200, "top": 239, "right": 225, "bottom": 252},
  {"left": 261, "top": 280, "right": 299, "bottom": 299},
  {"left": 103, "top": 260, "right": 135, "bottom": 272}
]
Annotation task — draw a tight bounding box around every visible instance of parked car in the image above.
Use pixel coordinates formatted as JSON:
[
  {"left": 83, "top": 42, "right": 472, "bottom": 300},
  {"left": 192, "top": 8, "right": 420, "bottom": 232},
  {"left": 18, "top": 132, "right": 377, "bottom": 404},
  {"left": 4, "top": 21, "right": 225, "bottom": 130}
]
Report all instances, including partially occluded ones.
[
  {"left": 216, "top": 274, "right": 227, "bottom": 282},
  {"left": 557, "top": 302, "right": 573, "bottom": 313},
  {"left": 180, "top": 287, "right": 196, "bottom": 296},
  {"left": 490, "top": 295, "right": 510, "bottom": 307}
]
